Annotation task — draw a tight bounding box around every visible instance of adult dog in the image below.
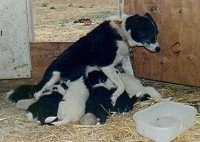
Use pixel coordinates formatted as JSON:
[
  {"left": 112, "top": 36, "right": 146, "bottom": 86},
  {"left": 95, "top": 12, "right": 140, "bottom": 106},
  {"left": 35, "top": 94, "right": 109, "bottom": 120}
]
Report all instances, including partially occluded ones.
[{"left": 33, "top": 13, "right": 160, "bottom": 105}]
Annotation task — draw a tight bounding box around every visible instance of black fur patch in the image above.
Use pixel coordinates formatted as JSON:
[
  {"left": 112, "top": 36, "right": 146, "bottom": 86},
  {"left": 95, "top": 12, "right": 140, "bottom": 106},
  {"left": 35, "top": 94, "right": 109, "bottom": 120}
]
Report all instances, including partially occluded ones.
[
  {"left": 37, "top": 21, "right": 122, "bottom": 91},
  {"left": 8, "top": 85, "right": 37, "bottom": 103},
  {"left": 85, "top": 70, "right": 150, "bottom": 123},
  {"left": 27, "top": 92, "right": 63, "bottom": 125},
  {"left": 125, "top": 14, "right": 158, "bottom": 45}
]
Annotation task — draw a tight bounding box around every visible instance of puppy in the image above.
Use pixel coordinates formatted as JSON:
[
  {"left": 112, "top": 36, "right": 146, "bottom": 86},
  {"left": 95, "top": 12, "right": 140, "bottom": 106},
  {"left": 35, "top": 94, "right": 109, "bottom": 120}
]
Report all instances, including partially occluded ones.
[
  {"left": 26, "top": 92, "right": 63, "bottom": 125},
  {"left": 32, "top": 13, "right": 160, "bottom": 106},
  {"left": 26, "top": 79, "right": 68, "bottom": 125},
  {"left": 84, "top": 68, "right": 161, "bottom": 124},
  {"left": 52, "top": 77, "right": 89, "bottom": 126}
]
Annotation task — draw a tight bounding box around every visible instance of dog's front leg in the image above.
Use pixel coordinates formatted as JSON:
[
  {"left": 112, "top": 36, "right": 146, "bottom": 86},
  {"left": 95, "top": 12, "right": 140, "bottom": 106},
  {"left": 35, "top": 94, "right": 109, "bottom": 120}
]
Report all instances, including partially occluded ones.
[
  {"left": 101, "top": 65, "right": 124, "bottom": 106},
  {"left": 34, "top": 71, "right": 61, "bottom": 100},
  {"left": 122, "top": 55, "right": 134, "bottom": 76}
]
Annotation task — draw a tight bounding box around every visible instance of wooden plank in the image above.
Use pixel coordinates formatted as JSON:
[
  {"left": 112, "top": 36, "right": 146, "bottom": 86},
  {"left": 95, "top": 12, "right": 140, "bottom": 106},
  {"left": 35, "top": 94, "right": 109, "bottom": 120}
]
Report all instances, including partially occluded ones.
[
  {"left": 124, "top": 0, "right": 200, "bottom": 87},
  {"left": 0, "top": 42, "right": 73, "bottom": 92}
]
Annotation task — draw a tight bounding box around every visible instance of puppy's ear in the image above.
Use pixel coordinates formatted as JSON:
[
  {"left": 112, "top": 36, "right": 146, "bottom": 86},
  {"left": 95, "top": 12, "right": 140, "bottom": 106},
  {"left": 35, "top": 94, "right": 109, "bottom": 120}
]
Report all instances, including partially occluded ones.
[{"left": 144, "top": 13, "right": 158, "bottom": 30}]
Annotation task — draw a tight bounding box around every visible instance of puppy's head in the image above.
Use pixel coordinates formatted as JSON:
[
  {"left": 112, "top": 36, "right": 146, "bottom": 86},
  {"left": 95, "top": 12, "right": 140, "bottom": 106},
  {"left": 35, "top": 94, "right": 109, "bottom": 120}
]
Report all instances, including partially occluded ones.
[{"left": 123, "top": 13, "right": 160, "bottom": 52}]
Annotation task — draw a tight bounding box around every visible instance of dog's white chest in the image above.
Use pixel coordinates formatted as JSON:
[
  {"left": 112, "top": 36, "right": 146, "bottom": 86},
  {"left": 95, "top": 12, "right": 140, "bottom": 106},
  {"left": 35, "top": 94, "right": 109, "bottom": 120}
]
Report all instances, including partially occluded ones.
[{"left": 113, "top": 40, "right": 130, "bottom": 65}]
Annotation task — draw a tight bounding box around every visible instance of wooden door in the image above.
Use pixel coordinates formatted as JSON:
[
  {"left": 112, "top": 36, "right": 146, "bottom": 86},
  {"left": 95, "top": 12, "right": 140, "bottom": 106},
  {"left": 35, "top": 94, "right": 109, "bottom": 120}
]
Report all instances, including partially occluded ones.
[{"left": 0, "top": 0, "right": 32, "bottom": 79}]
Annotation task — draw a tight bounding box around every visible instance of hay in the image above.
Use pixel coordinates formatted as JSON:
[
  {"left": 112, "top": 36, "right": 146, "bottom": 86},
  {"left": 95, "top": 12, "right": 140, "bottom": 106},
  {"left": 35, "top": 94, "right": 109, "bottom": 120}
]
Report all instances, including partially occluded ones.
[{"left": 0, "top": 83, "right": 200, "bottom": 142}]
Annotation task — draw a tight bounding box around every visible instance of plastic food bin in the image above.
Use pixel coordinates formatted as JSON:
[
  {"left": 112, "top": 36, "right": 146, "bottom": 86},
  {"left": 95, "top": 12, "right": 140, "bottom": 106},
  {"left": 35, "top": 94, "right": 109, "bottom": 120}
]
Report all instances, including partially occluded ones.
[{"left": 133, "top": 101, "right": 197, "bottom": 142}]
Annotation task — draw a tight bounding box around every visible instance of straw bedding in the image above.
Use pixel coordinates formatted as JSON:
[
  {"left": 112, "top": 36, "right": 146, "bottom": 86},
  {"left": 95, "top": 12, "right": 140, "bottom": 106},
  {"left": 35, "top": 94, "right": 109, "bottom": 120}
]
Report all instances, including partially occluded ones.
[{"left": 0, "top": 81, "right": 200, "bottom": 142}]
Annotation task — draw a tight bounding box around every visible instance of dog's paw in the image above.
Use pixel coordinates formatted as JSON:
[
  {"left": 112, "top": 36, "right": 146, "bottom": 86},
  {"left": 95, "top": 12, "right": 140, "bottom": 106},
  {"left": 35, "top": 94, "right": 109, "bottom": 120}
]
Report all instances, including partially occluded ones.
[
  {"left": 136, "top": 92, "right": 142, "bottom": 98},
  {"left": 144, "top": 87, "right": 161, "bottom": 99},
  {"left": 34, "top": 92, "right": 41, "bottom": 100}
]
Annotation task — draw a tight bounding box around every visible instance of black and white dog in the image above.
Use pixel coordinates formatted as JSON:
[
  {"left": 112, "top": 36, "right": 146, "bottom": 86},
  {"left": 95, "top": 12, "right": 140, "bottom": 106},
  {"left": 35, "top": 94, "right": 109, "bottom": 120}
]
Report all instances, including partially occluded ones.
[
  {"left": 32, "top": 13, "right": 160, "bottom": 105},
  {"left": 6, "top": 13, "right": 160, "bottom": 125}
]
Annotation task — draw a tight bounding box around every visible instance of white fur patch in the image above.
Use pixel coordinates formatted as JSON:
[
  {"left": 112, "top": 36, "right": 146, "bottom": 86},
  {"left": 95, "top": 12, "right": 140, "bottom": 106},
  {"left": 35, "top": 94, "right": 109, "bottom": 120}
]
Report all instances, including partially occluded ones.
[
  {"left": 118, "top": 72, "right": 161, "bottom": 99},
  {"left": 6, "top": 89, "right": 14, "bottom": 100},
  {"left": 45, "top": 116, "right": 57, "bottom": 123},
  {"left": 52, "top": 77, "right": 89, "bottom": 126},
  {"left": 144, "top": 42, "right": 160, "bottom": 52},
  {"left": 100, "top": 65, "right": 125, "bottom": 106},
  {"left": 16, "top": 99, "right": 36, "bottom": 110},
  {"left": 26, "top": 112, "right": 34, "bottom": 121},
  {"left": 34, "top": 71, "right": 61, "bottom": 100}
]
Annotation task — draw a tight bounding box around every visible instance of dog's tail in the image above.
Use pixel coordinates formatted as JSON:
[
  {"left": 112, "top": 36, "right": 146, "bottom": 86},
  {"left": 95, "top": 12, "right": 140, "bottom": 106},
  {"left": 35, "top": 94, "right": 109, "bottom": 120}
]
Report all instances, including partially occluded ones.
[{"left": 6, "top": 84, "right": 38, "bottom": 103}]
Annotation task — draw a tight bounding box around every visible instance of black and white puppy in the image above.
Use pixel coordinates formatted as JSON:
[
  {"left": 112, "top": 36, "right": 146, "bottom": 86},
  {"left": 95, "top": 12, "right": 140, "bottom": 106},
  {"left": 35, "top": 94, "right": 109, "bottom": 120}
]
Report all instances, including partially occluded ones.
[
  {"left": 84, "top": 69, "right": 161, "bottom": 124},
  {"left": 25, "top": 77, "right": 89, "bottom": 126},
  {"left": 26, "top": 79, "right": 68, "bottom": 125},
  {"left": 32, "top": 13, "right": 160, "bottom": 106},
  {"left": 84, "top": 70, "right": 135, "bottom": 123},
  {"left": 26, "top": 92, "right": 63, "bottom": 125},
  {"left": 51, "top": 77, "right": 89, "bottom": 126}
]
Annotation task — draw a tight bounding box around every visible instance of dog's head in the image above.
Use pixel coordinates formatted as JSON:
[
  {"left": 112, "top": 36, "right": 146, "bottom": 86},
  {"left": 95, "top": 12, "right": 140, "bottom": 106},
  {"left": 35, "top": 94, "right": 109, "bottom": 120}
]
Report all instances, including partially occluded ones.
[{"left": 123, "top": 13, "right": 160, "bottom": 52}]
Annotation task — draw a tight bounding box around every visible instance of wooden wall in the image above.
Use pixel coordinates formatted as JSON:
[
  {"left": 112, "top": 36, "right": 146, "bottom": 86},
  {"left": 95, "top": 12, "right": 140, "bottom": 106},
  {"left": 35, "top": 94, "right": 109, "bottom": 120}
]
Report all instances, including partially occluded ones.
[
  {"left": 0, "top": 42, "right": 72, "bottom": 92},
  {"left": 124, "top": 0, "right": 200, "bottom": 87}
]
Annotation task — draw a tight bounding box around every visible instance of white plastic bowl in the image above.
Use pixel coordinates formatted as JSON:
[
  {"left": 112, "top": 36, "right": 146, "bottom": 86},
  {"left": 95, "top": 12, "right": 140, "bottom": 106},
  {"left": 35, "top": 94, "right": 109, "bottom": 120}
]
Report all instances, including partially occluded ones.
[{"left": 133, "top": 101, "right": 197, "bottom": 142}]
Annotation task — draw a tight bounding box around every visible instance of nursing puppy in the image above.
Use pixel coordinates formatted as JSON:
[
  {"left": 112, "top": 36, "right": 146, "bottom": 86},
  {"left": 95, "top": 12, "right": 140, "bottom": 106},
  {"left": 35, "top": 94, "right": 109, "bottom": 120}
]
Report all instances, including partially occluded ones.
[
  {"left": 84, "top": 69, "right": 161, "bottom": 124},
  {"left": 32, "top": 13, "right": 160, "bottom": 106},
  {"left": 26, "top": 79, "right": 68, "bottom": 125},
  {"left": 51, "top": 77, "right": 89, "bottom": 126},
  {"left": 26, "top": 92, "right": 63, "bottom": 125},
  {"left": 24, "top": 77, "right": 88, "bottom": 126}
]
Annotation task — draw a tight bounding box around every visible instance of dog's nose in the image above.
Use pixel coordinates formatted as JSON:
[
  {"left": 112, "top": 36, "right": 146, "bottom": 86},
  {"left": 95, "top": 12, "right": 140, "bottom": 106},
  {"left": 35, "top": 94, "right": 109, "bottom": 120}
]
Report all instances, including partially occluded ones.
[{"left": 155, "top": 47, "right": 160, "bottom": 52}]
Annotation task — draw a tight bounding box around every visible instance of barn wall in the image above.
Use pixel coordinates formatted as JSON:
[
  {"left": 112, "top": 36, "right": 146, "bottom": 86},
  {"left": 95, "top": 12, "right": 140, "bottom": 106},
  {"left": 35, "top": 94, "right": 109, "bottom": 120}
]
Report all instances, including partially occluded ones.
[
  {"left": 0, "top": 42, "right": 72, "bottom": 92},
  {"left": 124, "top": 0, "right": 200, "bottom": 86}
]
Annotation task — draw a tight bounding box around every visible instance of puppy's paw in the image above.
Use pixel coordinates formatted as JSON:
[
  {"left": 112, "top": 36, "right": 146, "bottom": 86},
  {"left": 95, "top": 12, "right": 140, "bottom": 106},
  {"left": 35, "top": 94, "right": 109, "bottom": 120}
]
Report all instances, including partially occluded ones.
[{"left": 45, "top": 116, "right": 58, "bottom": 123}]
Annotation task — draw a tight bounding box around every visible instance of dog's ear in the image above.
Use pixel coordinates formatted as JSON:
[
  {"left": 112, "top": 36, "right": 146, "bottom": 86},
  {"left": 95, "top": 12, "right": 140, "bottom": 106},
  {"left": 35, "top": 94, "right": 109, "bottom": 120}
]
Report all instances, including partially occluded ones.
[
  {"left": 144, "top": 13, "right": 158, "bottom": 30},
  {"left": 144, "top": 13, "right": 153, "bottom": 20}
]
